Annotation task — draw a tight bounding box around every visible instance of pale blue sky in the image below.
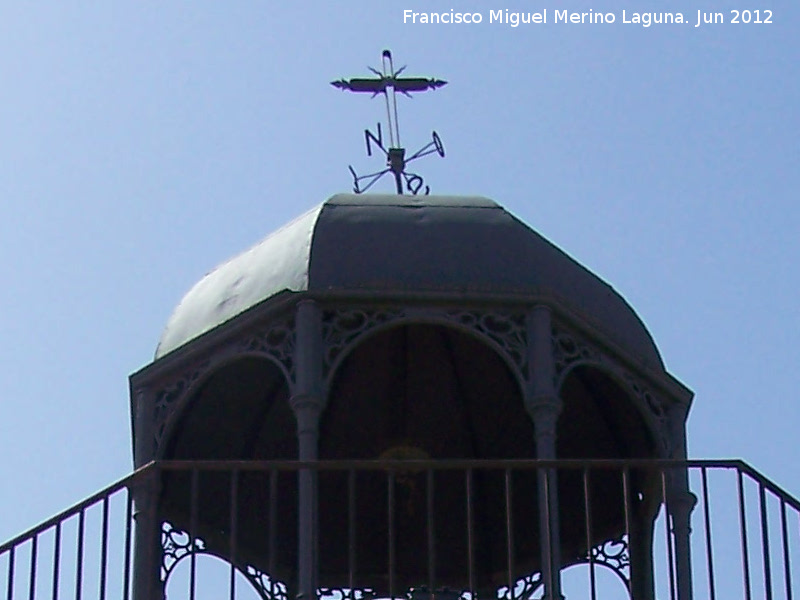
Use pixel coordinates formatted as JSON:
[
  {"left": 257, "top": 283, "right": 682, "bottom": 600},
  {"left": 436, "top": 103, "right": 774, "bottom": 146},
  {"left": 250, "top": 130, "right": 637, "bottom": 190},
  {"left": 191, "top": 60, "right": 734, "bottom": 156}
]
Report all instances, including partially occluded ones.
[{"left": 0, "top": 1, "right": 797, "bottom": 551}]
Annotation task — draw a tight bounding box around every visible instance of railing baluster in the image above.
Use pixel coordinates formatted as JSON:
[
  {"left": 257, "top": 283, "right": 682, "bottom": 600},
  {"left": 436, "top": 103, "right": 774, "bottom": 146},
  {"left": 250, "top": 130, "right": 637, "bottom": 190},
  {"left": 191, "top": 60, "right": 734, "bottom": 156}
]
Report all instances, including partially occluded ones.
[
  {"left": 661, "top": 470, "right": 676, "bottom": 600},
  {"left": 583, "top": 467, "right": 597, "bottom": 600},
  {"left": 74, "top": 510, "right": 84, "bottom": 600},
  {"left": 622, "top": 466, "right": 632, "bottom": 547},
  {"left": 51, "top": 522, "right": 61, "bottom": 600},
  {"left": 700, "top": 466, "right": 717, "bottom": 600},
  {"left": 622, "top": 467, "right": 632, "bottom": 597},
  {"left": 269, "top": 469, "right": 277, "bottom": 579},
  {"left": 28, "top": 535, "right": 37, "bottom": 600},
  {"left": 7, "top": 546, "right": 15, "bottom": 600},
  {"left": 466, "top": 468, "right": 475, "bottom": 596},
  {"left": 123, "top": 493, "right": 133, "bottom": 600},
  {"left": 780, "top": 499, "right": 792, "bottom": 600},
  {"left": 759, "top": 482, "right": 774, "bottom": 600},
  {"left": 427, "top": 468, "right": 436, "bottom": 597},
  {"left": 348, "top": 469, "right": 356, "bottom": 592},
  {"left": 505, "top": 468, "right": 514, "bottom": 600},
  {"left": 189, "top": 469, "right": 199, "bottom": 600},
  {"left": 99, "top": 496, "right": 109, "bottom": 600},
  {"left": 229, "top": 469, "right": 239, "bottom": 600},
  {"left": 738, "top": 469, "right": 753, "bottom": 600},
  {"left": 388, "top": 471, "right": 395, "bottom": 600}
]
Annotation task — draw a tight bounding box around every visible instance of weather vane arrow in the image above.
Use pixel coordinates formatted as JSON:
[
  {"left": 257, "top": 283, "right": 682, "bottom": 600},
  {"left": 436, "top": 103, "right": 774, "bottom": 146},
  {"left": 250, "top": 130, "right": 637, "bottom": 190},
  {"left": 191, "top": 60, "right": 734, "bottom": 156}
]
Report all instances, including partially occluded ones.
[
  {"left": 331, "top": 73, "right": 447, "bottom": 96},
  {"left": 331, "top": 50, "right": 447, "bottom": 195}
]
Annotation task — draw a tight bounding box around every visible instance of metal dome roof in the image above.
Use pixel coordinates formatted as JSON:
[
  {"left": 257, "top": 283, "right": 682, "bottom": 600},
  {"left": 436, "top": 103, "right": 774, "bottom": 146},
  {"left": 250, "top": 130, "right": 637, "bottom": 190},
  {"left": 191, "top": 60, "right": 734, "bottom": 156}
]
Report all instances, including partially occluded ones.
[{"left": 155, "top": 194, "right": 663, "bottom": 369}]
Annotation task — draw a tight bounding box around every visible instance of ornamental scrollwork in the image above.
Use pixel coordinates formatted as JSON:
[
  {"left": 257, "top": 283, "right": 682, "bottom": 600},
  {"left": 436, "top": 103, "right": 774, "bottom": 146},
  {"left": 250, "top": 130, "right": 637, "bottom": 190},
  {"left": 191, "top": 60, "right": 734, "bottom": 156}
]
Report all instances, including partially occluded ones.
[
  {"left": 151, "top": 314, "right": 295, "bottom": 450},
  {"left": 318, "top": 587, "right": 470, "bottom": 600},
  {"left": 161, "top": 521, "right": 206, "bottom": 582},
  {"left": 576, "top": 537, "right": 631, "bottom": 592},
  {"left": 497, "top": 571, "right": 543, "bottom": 600},
  {"left": 154, "top": 360, "right": 211, "bottom": 446},
  {"left": 621, "top": 372, "right": 672, "bottom": 457},
  {"left": 552, "top": 325, "right": 672, "bottom": 456},
  {"left": 235, "top": 314, "right": 296, "bottom": 383},
  {"left": 444, "top": 310, "right": 527, "bottom": 376},
  {"left": 322, "top": 307, "right": 406, "bottom": 376},
  {"left": 322, "top": 306, "right": 528, "bottom": 383},
  {"left": 552, "top": 327, "right": 604, "bottom": 379},
  {"left": 243, "top": 564, "right": 289, "bottom": 600},
  {"left": 160, "top": 522, "right": 290, "bottom": 600},
  {"left": 318, "top": 587, "right": 376, "bottom": 600}
]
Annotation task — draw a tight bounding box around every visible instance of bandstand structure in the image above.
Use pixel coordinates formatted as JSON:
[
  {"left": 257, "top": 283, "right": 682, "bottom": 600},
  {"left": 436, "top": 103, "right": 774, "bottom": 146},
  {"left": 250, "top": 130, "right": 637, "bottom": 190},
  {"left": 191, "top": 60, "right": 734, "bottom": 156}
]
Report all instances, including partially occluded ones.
[{"left": 129, "top": 193, "right": 695, "bottom": 600}]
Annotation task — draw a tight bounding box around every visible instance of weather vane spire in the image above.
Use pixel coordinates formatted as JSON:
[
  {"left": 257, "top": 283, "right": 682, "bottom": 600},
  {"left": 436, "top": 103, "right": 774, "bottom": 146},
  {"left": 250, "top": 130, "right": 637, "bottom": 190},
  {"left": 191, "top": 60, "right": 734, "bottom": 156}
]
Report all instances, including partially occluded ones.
[{"left": 331, "top": 50, "right": 447, "bottom": 195}]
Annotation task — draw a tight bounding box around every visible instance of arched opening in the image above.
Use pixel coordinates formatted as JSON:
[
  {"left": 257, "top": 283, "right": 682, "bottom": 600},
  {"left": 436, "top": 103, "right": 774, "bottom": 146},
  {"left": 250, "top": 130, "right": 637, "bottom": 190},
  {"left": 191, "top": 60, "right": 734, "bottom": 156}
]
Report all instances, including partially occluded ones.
[
  {"left": 556, "top": 364, "right": 661, "bottom": 597},
  {"left": 164, "top": 355, "right": 294, "bottom": 461},
  {"left": 557, "top": 364, "right": 657, "bottom": 461},
  {"left": 317, "top": 323, "right": 537, "bottom": 594},
  {"left": 321, "top": 322, "right": 529, "bottom": 461},
  {"left": 158, "top": 356, "right": 297, "bottom": 591}
]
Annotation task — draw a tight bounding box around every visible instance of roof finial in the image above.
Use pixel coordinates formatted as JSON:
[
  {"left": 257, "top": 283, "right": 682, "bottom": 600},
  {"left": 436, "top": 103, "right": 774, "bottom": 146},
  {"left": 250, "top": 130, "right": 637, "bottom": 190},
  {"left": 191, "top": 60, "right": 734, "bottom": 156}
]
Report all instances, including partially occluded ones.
[{"left": 331, "top": 50, "right": 447, "bottom": 195}]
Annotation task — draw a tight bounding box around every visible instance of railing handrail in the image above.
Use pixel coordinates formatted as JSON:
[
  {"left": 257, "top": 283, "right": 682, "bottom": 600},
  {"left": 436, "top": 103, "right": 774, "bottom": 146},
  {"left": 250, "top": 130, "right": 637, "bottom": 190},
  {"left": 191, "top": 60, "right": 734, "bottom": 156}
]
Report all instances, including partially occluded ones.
[
  {"left": 735, "top": 460, "right": 800, "bottom": 513},
  {"left": 152, "top": 457, "right": 749, "bottom": 469},
  {"left": 0, "top": 465, "right": 146, "bottom": 554},
  {"left": 3, "top": 457, "right": 800, "bottom": 552},
  {"left": 151, "top": 457, "right": 800, "bottom": 510}
]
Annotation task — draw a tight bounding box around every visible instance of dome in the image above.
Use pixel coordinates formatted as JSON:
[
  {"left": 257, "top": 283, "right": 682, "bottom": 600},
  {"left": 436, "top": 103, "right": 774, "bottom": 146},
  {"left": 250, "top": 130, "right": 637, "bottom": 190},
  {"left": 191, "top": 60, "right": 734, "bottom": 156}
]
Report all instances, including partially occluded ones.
[{"left": 155, "top": 194, "right": 663, "bottom": 370}]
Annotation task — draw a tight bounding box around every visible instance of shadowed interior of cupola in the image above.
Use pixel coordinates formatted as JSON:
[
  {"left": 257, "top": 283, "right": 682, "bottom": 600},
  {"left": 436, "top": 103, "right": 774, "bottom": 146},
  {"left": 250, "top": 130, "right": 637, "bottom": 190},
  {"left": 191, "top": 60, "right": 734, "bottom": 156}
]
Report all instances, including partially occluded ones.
[
  {"left": 165, "top": 356, "right": 296, "bottom": 461},
  {"left": 320, "top": 323, "right": 531, "bottom": 462},
  {"left": 556, "top": 364, "right": 662, "bottom": 584},
  {"left": 319, "top": 322, "right": 537, "bottom": 592},
  {"left": 558, "top": 365, "right": 657, "bottom": 462},
  {"left": 158, "top": 357, "right": 299, "bottom": 584}
]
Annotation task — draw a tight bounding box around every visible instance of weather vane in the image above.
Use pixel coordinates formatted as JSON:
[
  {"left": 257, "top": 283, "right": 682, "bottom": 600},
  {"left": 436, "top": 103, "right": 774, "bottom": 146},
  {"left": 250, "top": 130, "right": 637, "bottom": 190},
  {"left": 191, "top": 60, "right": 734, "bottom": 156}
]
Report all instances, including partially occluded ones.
[{"left": 331, "top": 50, "right": 447, "bottom": 195}]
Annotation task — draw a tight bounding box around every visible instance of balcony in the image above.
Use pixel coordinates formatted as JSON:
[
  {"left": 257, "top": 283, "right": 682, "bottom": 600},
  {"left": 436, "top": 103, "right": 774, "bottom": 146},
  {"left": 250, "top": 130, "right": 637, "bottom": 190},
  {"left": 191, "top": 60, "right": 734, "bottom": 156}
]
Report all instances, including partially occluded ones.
[{"left": 2, "top": 459, "right": 798, "bottom": 600}]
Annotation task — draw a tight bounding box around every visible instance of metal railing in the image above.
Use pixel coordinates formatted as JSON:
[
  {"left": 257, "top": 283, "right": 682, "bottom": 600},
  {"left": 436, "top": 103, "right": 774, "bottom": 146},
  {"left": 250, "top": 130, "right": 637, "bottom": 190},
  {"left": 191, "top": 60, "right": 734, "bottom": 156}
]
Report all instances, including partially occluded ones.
[{"left": 2, "top": 459, "right": 799, "bottom": 600}]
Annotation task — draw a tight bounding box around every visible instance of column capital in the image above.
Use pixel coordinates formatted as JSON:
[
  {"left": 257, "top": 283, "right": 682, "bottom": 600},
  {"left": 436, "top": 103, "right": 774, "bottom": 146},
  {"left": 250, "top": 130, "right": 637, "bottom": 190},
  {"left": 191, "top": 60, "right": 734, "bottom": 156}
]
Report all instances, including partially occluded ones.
[
  {"left": 290, "top": 392, "right": 324, "bottom": 413},
  {"left": 668, "top": 489, "right": 698, "bottom": 513},
  {"left": 526, "top": 395, "right": 562, "bottom": 428}
]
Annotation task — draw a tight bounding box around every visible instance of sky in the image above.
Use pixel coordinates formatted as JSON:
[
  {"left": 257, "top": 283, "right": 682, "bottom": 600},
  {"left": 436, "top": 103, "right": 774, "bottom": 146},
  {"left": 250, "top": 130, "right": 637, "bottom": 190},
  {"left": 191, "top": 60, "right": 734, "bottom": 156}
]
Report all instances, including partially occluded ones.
[{"left": 0, "top": 0, "right": 797, "bottom": 581}]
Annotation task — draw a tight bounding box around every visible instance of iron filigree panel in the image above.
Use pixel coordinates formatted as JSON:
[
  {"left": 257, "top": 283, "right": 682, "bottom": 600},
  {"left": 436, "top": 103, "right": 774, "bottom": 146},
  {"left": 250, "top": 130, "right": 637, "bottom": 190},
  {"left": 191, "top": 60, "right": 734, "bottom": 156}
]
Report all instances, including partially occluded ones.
[
  {"left": 552, "top": 324, "right": 672, "bottom": 456},
  {"left": 318, "top": 588, "right": 376, "bottom": 600},
  {"left": 154, "top": 359, "right": 211, "bottom": 448},
  {"left": 234, "top": 315, "right": 296, "bottom": 383},
  {"left": 444, "top": 309, "right": 527, "bottom": 376},
  {"left": 322, "top": 306, "right": 527, "bottom": 385},
  {"left": 574, "top": 537, "right": 631, "bottom": 595},
  {"left": 498, "top": 573, "right": 544, "bottom": 600},
  {"left": 321, "top": 307, "right": 406, "bottom": 378},
  {"left": 243, "top": 564, "right": 289, "bottom": 600},
  {"left": 150, "top": 313, "right": 295, "bottom": 453},
  {"left": 161, "top": 520, "right": 206, "bottom": 583},
  {"left": 161, "top": 521, "right": 289, "bottom": 600}
]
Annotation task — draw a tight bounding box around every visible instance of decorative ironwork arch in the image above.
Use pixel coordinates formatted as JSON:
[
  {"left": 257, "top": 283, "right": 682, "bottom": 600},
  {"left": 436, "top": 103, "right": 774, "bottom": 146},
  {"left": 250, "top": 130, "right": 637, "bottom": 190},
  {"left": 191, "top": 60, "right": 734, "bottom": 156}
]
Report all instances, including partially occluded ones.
[
  {"left": 321, "top": 305, "right": 528, "bottom": 400},
  {"left": 317, "top": 587, "right": 377, "bottom": 600},
  {"left": 572, "top": 537, "right": 632, "bottom": 595},
  {"left": 154, "top": 347, "right": 294, "bottom": 458},
  {"left": 160, "top": 521, "right": 289, "bottom": 600},
  {"left": 553, "top": 325, "right": 672, "bottom": 458},
  {"left": 497, "top": 571, "right": 544, "bottom": 600}
]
